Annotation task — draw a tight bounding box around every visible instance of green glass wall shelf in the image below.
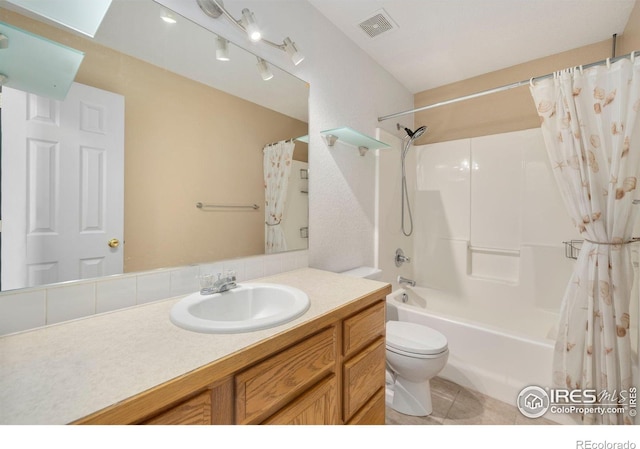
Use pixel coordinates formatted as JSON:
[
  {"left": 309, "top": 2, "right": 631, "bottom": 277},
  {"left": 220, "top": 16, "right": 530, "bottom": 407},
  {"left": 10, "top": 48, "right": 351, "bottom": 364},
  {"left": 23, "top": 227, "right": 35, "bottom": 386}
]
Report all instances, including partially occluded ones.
[
  {"left": 0, "top": 21, "right": 84, "bottom": 100},
  {"left": 320, "top": 127, "right": 390, "bottom": 156},
  {"left": 4, "top": 0, "right": 113, "bottom": 38}
]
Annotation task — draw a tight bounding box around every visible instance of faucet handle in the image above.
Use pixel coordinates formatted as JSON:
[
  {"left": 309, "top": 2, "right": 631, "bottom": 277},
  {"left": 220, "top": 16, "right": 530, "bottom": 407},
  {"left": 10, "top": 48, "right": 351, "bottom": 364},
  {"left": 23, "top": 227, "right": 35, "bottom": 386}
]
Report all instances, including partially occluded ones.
[{"left": 395, "top": 248, "right": 411, "bottom": 267}]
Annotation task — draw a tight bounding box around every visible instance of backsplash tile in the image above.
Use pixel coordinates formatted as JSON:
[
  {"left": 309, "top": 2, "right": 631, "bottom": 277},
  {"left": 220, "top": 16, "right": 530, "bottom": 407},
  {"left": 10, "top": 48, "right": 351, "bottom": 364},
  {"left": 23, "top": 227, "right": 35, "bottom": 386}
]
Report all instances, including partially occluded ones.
[
  {"left": 264, "top": 255, "right": 283, "bottom": 276},
  {"left": 96, "top": 276, "right": 137, "bottom": 314},
  {"left": 0, "top": 290, "right": 46, "bottom": 335},
  {"left": 244, "top": 257, "right": 266, "bottom": 280},
  {"left": 222, "top": 259, "right": 246, "bottom": 282},
  {"left": 47, "top": 282, "right": 96, "bottom": 325},
  {"left": 136, "top": 271, "right": 172, "bottom": 305},
  {"left": 170, "top": 266, "right": 200, "bottom": 297},
  {"left": 281, "top": 253, "right": 299, "bottom": 273},
  {"left": 0, "top": 250, "right": 308, "bottom": 336}
]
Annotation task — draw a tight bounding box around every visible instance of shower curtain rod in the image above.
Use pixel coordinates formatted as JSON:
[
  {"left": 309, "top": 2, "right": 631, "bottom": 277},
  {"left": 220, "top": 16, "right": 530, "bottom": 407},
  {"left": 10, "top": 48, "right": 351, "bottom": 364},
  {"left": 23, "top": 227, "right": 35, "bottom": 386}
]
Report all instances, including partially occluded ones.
[{"left": 378, "top": 49, "right": 640, "bottom": 122}]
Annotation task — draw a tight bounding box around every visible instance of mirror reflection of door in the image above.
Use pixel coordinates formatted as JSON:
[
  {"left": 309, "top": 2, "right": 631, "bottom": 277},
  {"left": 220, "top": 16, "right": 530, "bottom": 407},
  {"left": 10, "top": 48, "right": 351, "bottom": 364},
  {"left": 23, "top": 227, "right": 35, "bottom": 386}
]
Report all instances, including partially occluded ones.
[{"left": 1, "top": 82, "right": 124, "bottom": 290}]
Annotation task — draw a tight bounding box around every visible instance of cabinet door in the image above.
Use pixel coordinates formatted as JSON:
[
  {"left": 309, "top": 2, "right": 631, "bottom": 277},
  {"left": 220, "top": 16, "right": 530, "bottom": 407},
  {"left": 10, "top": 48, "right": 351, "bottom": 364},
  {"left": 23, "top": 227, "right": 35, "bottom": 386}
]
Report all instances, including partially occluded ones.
[
  {"left": 262, "top": 376, "right": 339, "bottom": 425},
  {"left": 342, "top": 338, "right": 386, "bottom": 422},
  {"left": 143, "top": 390, "right": 212, "bottom": 425}
]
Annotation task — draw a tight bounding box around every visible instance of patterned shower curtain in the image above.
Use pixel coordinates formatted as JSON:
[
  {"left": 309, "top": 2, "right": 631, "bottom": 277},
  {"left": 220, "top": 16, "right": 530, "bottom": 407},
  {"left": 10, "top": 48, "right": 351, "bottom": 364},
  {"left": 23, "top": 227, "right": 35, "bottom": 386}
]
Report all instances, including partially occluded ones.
[
  {"left": 530, "top": 55, "right": 640, "bottom": 424},
  {"left": 263, "top": 140, "right": 294, "bottom": 254}
]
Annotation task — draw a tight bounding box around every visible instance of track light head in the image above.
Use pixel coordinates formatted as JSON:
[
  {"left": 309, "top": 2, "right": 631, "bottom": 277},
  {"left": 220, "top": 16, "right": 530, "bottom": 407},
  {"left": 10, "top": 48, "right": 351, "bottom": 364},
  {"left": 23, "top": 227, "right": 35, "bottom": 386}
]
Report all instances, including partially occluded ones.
[
  {"left": 256, "top": 57, "right": 273, "bottom": 81},
  {"left": 241, "top": 8, "right": 261, "bottom": 42},
  {"left": 283, "top": 37, "right": 304, "bottom": 66},
  {"left": 160, "top": 10, "right": 177, "bottom": 24},
  {"left": 216, "top": 36, "right": 230, "bottom": 61}
]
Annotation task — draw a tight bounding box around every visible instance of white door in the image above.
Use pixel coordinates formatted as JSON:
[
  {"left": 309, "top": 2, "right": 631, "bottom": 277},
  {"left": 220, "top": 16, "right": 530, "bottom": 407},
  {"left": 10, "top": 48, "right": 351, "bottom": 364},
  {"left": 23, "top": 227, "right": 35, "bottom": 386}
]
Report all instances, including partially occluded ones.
[{"left": 1, "top": 82, "right": 124, "bottom": 290}]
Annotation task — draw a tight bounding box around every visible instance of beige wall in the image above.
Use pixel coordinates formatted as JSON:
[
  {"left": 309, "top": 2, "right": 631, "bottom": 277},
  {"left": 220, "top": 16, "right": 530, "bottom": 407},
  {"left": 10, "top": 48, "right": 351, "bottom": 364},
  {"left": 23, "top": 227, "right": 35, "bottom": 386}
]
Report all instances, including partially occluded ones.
[
  {"left": 2, "top": 9, "right": 308, "bottom": 273},
  {"left": 413, "top": 1, "right": 640, "bottom": 144}
]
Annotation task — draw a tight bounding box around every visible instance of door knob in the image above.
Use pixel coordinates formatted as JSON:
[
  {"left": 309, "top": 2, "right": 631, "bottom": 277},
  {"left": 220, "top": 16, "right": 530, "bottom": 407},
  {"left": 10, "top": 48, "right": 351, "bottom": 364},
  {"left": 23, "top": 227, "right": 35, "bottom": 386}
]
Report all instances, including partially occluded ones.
[{"left": 108, "top": 238, "right": 120, "bottom": 248}]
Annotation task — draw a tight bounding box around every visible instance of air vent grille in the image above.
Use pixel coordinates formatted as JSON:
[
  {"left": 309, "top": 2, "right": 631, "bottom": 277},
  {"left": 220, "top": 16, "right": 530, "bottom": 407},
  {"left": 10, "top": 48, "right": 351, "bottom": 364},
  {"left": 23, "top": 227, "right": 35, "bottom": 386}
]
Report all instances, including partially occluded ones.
[{"left": 357, "top": 9, "right": 398, "bottom": 38}]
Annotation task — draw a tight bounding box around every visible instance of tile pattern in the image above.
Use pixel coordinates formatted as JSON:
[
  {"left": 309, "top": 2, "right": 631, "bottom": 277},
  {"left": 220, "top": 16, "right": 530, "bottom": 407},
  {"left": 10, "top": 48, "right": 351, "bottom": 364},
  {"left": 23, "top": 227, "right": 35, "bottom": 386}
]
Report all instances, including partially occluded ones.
[
  {"left": 0, "top": 250, "right": 309, "bottom": 336},
  {"left": 386, "top": 377, "right": 557, "bottom": 425}
]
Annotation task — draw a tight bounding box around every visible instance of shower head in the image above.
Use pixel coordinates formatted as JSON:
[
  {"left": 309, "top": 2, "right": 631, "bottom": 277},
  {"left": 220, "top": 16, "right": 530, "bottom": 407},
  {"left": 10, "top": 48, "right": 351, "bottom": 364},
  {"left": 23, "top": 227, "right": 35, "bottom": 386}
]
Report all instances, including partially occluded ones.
[
  {"left": 397, "top": 123, "right": 428, "bottom": 141},
  {"left": 410, "top": 125, "right": 427, "bottom": 140}
]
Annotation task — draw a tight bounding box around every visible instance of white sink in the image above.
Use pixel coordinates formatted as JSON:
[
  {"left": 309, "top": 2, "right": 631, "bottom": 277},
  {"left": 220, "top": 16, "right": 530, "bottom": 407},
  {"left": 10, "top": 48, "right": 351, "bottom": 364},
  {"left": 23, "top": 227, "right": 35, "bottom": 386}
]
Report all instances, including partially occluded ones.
[{"left": 170, "top": 283, "right": 310, "bottom": 333}]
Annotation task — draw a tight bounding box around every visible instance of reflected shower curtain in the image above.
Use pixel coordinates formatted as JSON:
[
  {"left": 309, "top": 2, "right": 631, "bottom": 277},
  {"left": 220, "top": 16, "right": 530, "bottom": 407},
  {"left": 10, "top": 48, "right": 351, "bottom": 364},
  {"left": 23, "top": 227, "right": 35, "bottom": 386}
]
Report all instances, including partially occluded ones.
[
  {"left": 530, "top": 55, "right": 640, "bottom": 424},
  {"left": 263, "top": 140, "right": 294, "bottom": 254}
]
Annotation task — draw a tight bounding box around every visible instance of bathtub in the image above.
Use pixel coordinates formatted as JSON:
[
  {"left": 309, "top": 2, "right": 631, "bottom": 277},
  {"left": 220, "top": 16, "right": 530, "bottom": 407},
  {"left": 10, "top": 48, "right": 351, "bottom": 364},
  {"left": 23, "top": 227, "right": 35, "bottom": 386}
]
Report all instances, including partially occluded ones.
[{"left": 385, "top": 285, "right": 572, "bottom": 423}]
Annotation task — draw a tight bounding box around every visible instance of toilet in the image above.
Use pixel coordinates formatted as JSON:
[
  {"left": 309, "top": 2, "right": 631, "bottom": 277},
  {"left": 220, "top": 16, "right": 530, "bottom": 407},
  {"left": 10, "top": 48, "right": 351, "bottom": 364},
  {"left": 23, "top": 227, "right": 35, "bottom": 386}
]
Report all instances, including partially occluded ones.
[
  {"left": 338, "top": 266, "right": 449, "bottom": 417},
  {"left": 385, "top": 320, "right": 448, "bottom": 416}
]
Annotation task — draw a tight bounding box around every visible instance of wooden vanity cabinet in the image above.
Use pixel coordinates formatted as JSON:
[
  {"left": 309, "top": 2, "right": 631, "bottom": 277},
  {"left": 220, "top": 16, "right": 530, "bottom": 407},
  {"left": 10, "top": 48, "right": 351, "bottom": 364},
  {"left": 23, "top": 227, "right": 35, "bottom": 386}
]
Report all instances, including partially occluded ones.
[
  {"left": 76, "top": 286, "right": 390, "bottom": 425},
  {"left": 143, "top": 390, "right": 212, "bottom": 425}
]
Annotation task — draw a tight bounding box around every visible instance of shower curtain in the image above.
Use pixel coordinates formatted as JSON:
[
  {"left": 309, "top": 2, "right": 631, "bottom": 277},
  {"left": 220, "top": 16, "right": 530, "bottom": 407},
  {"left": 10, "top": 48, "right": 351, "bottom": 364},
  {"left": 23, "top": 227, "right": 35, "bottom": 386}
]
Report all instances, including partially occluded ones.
[
  {"left": 530, "top": 55, "right": 640, "bottom": 424},
  {"left": 263, "top": 140, "right": 294, "bottom": 253}
]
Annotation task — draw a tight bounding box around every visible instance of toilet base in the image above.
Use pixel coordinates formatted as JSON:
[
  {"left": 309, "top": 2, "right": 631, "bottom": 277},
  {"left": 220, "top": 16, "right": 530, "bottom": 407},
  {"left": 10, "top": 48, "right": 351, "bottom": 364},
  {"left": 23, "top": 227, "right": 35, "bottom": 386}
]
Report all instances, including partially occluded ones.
[{"left": 385, "top": 371, "right": 433, "bottom": 416}]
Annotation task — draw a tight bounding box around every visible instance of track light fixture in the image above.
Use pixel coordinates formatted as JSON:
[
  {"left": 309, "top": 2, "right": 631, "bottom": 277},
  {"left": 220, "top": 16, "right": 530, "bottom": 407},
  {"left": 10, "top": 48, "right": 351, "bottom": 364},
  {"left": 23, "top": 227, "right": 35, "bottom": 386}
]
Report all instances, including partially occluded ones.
[
  {"left": 160, "top": 9, "right": 177, "bottom": 24},
  {"left": 196, "top": 0, "right": 304, "bottom": 67},
  {"left": 256, "top": 57, "right": 273, "bottom": 81},
  {"left": 283, "top": 37, "right": 304, "bottom": 66},
  {"left": 216, "top": 36, "right": 230, "bottom": 61},
  {"left": 240, "top": 8, "right": 261, "bottom": 42}
]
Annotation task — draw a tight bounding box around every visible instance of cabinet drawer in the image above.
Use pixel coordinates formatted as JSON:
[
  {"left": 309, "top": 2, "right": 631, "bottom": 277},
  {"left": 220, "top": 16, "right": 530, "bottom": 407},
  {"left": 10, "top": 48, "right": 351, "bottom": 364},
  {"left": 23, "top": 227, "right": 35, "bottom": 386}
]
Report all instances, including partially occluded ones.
[
  {"left": 343, "top": 301, "right": 385, "bottom": 357},
  {"left": 235, "top": 327, "right": 336, "bottom": 424},
  {"left": 143, "top": 390, "right": 211, "bottom": 425},
  {"left": 342, "top": 338, "right": 386, "bottom": 422},
  {"left": 262, "top": 375, "right": 339, "bottom": 425},
  {"left": 347, "top": 387, "right": 385, "bottom": 425}
]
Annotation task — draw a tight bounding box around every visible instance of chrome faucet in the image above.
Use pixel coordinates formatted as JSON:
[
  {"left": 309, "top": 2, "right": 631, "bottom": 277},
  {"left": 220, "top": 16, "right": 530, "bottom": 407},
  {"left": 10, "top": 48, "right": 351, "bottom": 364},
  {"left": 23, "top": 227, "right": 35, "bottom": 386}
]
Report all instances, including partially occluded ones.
[
  {"left": 200, "top": 270, "right": 238, "bottom": 294},
  {"left": 395, "top": 248, "right": 411, "bottom": 267},
  {"left": 397, "top": 276, "right": 416, "bottom": 287}
]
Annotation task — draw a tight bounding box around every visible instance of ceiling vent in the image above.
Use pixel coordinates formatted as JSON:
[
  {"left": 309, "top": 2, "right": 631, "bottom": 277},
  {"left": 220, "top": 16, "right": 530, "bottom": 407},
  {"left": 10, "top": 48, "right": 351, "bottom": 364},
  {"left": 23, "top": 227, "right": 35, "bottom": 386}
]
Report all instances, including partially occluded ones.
[{"left": 357, "top": 9, "right": 398, "bottom": 39}]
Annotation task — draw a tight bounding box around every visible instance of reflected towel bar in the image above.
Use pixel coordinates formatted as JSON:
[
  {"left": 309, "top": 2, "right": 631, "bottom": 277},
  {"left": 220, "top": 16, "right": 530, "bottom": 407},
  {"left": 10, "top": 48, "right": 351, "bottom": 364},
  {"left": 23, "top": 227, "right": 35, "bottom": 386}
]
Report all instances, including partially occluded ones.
[{"left": 196, "top": 202, "right": 260, "bottom": 210}]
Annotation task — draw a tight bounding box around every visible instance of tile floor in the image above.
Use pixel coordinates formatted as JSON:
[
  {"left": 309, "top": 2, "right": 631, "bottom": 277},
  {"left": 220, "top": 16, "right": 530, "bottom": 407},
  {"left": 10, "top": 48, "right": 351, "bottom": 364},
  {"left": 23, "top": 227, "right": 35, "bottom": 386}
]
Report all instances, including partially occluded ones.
[{"left": 385, "top": 377, "right": 557, "bottom": 425}]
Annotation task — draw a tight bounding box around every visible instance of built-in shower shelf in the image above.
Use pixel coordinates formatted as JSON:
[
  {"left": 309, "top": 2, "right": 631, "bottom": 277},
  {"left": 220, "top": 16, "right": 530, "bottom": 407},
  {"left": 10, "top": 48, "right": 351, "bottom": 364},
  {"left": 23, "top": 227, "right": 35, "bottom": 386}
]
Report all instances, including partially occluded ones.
[{"left": 320, "top": 126, "right": 390, "bottom": 156}]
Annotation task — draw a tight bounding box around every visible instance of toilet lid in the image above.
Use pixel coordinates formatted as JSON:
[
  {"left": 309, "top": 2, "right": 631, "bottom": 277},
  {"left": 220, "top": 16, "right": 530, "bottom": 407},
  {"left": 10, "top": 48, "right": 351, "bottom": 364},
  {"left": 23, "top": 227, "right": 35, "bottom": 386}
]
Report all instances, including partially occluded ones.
[{"left": 386, "top": 321, "right": 448, "bottom": 355}]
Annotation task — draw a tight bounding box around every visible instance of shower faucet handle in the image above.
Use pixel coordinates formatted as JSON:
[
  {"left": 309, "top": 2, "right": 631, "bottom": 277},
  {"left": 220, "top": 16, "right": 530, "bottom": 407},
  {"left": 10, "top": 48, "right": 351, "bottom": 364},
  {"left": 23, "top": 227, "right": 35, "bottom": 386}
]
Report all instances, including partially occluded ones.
[{"left": 395, "top": 248, "right": 410, "bottom": 267}]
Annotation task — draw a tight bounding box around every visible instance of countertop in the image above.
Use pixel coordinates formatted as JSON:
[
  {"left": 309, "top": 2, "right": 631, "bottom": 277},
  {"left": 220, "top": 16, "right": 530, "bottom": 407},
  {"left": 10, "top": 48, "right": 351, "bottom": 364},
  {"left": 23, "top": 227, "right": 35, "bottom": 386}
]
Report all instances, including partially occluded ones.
[{"left": 0, "top": 268, "right": 389, "bottom": 424}]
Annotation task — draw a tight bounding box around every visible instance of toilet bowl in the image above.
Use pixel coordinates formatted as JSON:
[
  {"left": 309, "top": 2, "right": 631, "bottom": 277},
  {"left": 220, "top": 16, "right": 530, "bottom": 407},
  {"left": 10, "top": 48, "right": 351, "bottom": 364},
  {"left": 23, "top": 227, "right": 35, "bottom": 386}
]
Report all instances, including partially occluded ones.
[{"left": 385, "top": 320, "right": 449, "bottom": 416}]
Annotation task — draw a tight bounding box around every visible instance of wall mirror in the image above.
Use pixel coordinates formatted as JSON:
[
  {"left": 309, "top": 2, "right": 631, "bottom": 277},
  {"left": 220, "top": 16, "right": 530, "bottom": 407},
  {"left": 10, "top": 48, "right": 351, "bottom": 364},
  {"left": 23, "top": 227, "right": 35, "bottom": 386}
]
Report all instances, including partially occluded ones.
[{"left": 0, "top": 0, "right": 309, "bottom": 291}]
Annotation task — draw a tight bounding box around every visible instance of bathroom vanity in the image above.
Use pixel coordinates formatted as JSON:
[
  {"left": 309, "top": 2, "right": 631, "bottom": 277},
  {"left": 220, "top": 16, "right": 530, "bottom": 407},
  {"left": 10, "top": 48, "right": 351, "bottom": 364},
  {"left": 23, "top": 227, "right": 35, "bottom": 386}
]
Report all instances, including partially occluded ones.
[{"left": 0, "top": 268, "right": 390, "bottom": 425}]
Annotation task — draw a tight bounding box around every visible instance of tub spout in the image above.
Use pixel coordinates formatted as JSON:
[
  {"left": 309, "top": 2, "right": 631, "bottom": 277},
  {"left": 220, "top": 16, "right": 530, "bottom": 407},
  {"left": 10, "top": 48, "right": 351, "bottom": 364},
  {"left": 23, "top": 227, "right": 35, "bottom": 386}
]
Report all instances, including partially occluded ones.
[{"left": 398, "top": 276, "right": 416, "bottom": 287}]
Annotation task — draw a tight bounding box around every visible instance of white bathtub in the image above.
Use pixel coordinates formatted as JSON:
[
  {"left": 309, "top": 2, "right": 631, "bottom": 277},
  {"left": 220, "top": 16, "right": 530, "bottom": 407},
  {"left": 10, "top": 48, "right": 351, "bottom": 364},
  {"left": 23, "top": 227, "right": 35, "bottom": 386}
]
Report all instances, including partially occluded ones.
[{"left": 386, "top": 285, "right": 569, "bottom": 422}]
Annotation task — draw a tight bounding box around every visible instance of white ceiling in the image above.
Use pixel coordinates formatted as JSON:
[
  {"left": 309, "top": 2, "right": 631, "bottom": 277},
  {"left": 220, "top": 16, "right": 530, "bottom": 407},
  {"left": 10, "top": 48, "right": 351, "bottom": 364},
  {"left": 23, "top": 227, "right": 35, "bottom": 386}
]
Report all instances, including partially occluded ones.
[{"left": 308, "top": 0, "right": 637, "bottom": 93}]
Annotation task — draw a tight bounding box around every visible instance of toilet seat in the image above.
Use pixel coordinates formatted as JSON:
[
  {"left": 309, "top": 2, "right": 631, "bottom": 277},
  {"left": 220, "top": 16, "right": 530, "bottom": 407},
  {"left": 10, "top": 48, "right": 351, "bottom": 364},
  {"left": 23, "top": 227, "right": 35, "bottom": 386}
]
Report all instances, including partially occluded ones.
[{"left": 386, "top": 321, "right": 448, "bottom": 356}]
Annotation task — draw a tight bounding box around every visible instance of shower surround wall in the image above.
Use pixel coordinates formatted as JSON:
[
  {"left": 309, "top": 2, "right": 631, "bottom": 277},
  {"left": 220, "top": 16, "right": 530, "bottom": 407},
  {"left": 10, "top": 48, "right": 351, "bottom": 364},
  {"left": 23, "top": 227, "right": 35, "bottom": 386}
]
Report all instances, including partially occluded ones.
[
  {"left": 377, "top": 127, "right": 585, "bottom": 327},
  {"left": 414, "top": 127, "right": 579, "bottom": 307}
]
